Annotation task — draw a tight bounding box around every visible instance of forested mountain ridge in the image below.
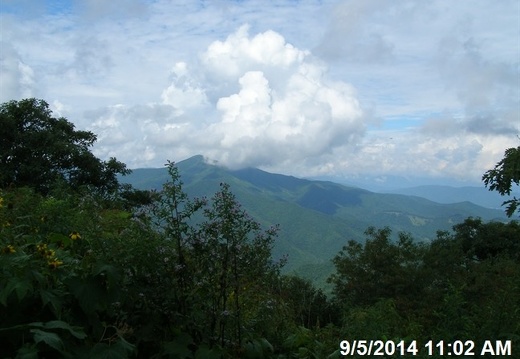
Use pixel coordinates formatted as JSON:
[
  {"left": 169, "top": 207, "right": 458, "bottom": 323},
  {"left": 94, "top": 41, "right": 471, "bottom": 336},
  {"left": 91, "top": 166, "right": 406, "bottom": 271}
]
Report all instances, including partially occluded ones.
[
  {"left": 121, "top": 155, "right": 508, "bottom": 272},
  {"left": 388, "top": 184, "right": 520, "bottom": 209}
]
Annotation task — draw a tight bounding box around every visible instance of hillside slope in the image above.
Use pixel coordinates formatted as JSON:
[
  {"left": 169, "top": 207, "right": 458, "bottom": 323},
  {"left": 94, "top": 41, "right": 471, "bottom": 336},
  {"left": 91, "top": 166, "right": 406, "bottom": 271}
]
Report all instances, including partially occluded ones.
[{"left": 122, "top": 155, "right": 507, "bottom": 273}]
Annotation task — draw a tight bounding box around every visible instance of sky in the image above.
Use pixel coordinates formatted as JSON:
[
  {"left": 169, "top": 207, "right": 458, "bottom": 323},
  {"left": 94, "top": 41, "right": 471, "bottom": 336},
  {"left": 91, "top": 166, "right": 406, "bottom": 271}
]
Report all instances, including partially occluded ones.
[{"left": 1, "top": 0, "right": 519, "bottom": 188}]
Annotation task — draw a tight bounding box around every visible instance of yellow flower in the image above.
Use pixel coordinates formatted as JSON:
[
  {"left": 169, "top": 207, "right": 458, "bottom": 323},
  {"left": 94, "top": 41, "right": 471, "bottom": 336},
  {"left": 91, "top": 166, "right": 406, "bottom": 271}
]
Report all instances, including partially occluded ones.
[
  {"left": 44, "top": 249, "right": 56, "bottom": 258},
  {"left": 36, "top": 243, "right": 47, "bottom": 254},
  {"left": 0, "top": 197, "right": 3, "bottom": 208},
  {"left": 48, "top": 258, "right": 63, "bottom": 269},
  {"left": 1, "top": 245, "right": 15, "bottom": 254},
  {"left": 69, "top": 231, "right": 81, "bottom": 241}
]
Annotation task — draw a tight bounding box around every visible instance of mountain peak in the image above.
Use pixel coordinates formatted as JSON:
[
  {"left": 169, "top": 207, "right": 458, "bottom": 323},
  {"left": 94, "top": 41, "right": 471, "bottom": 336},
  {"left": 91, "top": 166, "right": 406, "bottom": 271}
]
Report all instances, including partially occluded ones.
[{"left": 179, "top": 154, "right": 205, "bottom": 164}]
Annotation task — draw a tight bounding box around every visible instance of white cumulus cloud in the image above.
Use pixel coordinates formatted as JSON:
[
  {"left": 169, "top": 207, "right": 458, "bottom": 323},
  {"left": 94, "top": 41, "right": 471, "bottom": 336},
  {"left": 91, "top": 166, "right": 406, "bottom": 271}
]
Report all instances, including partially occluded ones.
[
  {"left": 0, "top": 42, "right": 35, "bottom": 102},
  {"left": 1, "top": 0, "right": 518, "bottom": 185},
  {"left": 89, "top": 26, "right": 366, "bottom": 171}
]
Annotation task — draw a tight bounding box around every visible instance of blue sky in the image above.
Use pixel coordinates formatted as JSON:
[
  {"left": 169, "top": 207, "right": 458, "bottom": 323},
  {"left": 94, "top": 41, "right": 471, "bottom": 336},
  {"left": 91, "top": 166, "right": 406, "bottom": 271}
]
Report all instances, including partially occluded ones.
[{"left": 1, "top": 0, "right": 519, "bottom": 186}]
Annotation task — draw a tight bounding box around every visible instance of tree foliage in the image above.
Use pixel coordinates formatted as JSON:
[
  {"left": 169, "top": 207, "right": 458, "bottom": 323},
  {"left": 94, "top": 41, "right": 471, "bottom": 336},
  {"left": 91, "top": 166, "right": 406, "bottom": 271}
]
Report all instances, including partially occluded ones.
[
  {"left": 483, "top": 146, "right": 520, "bottom": 217},
  {"left": 0, "top": 98, "right": 130, "bottom": 194},
  {"left": 0, "top": 161, "right": 300, "bottom": 358},
  {"left": 329, "top": 221, "right": 520, "bottom": 345},
  {"left": 2, "top": 100, "right": 519, "bottom": 357},
  {"left": 2, "top": 166, "right": 519, "bottom": 357}
]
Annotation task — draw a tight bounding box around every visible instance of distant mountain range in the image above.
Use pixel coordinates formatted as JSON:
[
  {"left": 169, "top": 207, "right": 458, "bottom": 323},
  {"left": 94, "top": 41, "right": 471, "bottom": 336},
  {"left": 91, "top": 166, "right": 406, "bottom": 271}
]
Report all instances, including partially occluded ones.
[
  {"left": 386, "top": 185, "right": 518, "bottom": 210},
  {"left": 120, "top": 155, "right": 509, "bottom": 281},
  {"left": 310, "top": 175, "right": 519, "bottom": 209}
]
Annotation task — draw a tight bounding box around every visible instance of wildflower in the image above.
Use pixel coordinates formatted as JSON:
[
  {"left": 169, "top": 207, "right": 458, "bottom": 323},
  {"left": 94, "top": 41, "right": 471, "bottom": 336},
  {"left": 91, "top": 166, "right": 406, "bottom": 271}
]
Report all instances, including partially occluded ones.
[
  {"left": 36, "top": 243, "right": 48, "bottom": 254},
  {"left": 1, "top": 245, "right": 16, "bottom": 254},
  {"left": 48, "top": 258, "right": 63, "bottom": 269},
  {"left": 69, "top": 231, "right": 81, "bottom": 240},
  {"left": 0, "top": 197, "right": 3, "bottom": 208},
  {"left": 36, "top": 243, "right": 57, "bottom": 259}
]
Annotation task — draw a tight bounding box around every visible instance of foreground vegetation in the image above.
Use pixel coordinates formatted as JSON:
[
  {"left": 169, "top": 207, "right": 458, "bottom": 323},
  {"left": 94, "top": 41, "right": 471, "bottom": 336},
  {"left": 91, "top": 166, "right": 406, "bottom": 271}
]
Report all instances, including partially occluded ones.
[{"left": 1, "top": 99, "right": 519, "bottom": 358}]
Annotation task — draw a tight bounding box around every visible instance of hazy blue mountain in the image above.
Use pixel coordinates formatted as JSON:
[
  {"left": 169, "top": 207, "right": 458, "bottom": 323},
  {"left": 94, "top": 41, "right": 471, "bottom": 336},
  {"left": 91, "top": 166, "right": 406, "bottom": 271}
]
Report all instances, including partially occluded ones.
[
  {"left": 386, "top": 185, "right": 519, "bottom": 210},
  {"left": 121, "top": 155, "right": 508, "bottom": 278},
  {"left": 311, "top": 174, "right": 483, "bottom": 192}
]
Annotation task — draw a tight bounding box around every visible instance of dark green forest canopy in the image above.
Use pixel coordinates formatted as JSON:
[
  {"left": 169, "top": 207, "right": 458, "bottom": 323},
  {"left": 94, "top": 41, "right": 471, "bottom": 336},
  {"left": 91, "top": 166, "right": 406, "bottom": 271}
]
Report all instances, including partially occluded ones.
[{"left": 0, "top": 98, "right": 129, "bottom": 194}]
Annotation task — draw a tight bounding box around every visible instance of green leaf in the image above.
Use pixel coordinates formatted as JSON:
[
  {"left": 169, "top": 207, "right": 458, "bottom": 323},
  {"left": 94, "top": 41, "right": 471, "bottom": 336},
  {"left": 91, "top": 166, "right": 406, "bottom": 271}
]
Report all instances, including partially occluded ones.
[
  {"left": 43, "top": 320, "right": 87, "bottom": 339},
  {"left": 31, "top": 269, "right": 46, "bottom": 285},
  {"left": 243, "top": 338, "right": 274, "bottom": 359},
  {"left": 0, "top": 278, "right": 33, "bottom": 305},
  {"left": 90, "top": 337, "right": 135, "bottom": 359},
  {"left": 327, "top": 349, "right": 343, "bottom": 359},
  {"left": 258, "top": 338, "right": 273, "bottom": 353},
  {"left": 40, "top": 289, "right": 63, "bottom": 315},
  {"left": 31, "top": 328, "right": 64, "bottom": 352},
  {"left": 16, "top": 345, "right": 39, "bottom": 359},
  {"left": 243, "top": 340, "right": 264, "bottom": 359}
]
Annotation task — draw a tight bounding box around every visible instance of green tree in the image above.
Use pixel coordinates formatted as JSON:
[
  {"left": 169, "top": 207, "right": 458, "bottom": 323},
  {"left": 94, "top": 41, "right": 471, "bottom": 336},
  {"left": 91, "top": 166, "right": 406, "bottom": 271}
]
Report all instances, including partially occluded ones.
[
  {"left": 327, "top": 221, "right": 520, "bottom": 345},
  {"left": 452, "top": 217, "right": 520, "bottom": 262},
  {"left": 482, "top": 146, "right": 520, "bottom": 217},
  {"left": 143, "top": 163, "right": 285, "bottom": 356},
  {"left": 193, "top": 182, "right": 283, "bottom": 351},
  {"left": 329, "top": 227, "right": 425, "bottom": 310},
  {"left": 0, "top": 98, "right": 129, "bottom": 194},
  {"left": 426, "top": 221, "right": 520, "bottom": 341},
  {"left": 276, "top": 275, "right": 338, "bottom": 329}
]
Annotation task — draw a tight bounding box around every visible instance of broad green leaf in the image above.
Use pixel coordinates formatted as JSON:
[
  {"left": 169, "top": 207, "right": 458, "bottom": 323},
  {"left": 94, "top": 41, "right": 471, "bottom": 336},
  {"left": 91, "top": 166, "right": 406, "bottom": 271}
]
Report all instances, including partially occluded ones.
[
  {"left": 0, "top": 278, "right": 33, "bottom": 305},
  {"left": 0, "top": 322, "right": 43, "bottom": 332},
  {"left": 116, "top": 337, "right": 136, "bottom": 355},
  {"left": 40, "top": 289, "right": 63, "bottom": 315},
  {"left": 327, "top": 349, "right": 342, "bottom": 359},
  {"left": 43, "top": 320, "right": 87, "bottom": 339},
  {"left": 14, "top": 279, "right": 33, "bottom": 301},
  {"left": 258, "top": 338, "right": 273, "bottom": 353},
  {"left": 90, "top": 338, "right": 135, "bottom": 359},
  {"left": 243, "top": 339, "right": 264, "bottom": 359},
  {"left": 31, "top": 269, "right": 46, "bottom": 285},
  {"left": 15, "top": 345, "right": 39, "bottom": 359},
  {"left": 31, "top": 329, "right": 64, "bottom": 352}
]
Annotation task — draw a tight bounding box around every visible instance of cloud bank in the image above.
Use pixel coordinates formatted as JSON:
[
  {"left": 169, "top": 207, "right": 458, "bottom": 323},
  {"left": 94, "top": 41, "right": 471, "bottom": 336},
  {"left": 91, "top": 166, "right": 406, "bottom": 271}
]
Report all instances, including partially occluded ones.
[
  {"left": 90, "top": 25, "right": 366, "bottom": 171},
  {"left": 1, "top": 0, "right": 518, "bottom": 185}
]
